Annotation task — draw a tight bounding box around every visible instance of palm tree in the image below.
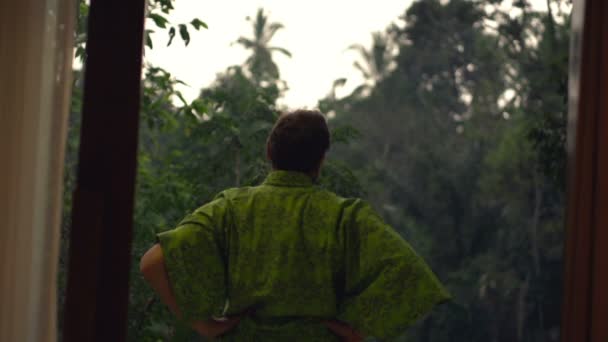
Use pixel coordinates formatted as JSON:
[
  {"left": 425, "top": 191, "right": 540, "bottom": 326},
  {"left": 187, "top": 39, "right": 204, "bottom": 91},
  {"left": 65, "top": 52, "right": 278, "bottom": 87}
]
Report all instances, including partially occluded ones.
[
  {"left": 348, "top": 32, "right": 396, "bottom": 163},
  {"left": 348, "top": 32, "right": 394, "bottom": 87},
  {"left": 236, "top": 8, "right": 291, "bottom": 85}
]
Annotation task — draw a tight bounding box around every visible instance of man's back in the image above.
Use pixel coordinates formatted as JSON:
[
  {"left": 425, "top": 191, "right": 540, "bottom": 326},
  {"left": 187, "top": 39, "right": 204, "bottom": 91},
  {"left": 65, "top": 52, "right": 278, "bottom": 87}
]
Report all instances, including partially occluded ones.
[
  {"left": 157, "top": 170, "right": 450, "bottom": 340},
  {"left": 224, "top": 171, "right": 347, "bottom": 320}
]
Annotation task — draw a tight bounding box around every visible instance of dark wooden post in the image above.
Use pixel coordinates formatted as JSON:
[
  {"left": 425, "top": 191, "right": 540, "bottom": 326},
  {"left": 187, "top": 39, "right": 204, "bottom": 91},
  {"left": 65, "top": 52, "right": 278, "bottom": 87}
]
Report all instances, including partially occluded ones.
[
  {"left": 561, "top": 0, "right": 608, "bottom": 341},
  {"left": 62, "top": 0, "right": 145, "bottom": 340}
]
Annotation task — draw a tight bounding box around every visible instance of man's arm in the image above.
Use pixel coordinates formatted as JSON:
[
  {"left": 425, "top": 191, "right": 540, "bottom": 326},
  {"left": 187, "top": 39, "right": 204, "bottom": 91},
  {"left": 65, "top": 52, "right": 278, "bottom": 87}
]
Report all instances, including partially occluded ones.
[
  {"left": 139, "top": 244, "right": 241, "bottom": 339},
  {"left": 336, "top": 200, "right": 450, "bottom": 339}
]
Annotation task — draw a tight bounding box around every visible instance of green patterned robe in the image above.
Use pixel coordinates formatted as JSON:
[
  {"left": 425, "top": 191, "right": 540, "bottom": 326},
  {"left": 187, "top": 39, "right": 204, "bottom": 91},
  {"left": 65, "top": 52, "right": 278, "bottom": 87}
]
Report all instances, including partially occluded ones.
[{"left": 157, "top": 170, "right": 450, "bottom": 341}]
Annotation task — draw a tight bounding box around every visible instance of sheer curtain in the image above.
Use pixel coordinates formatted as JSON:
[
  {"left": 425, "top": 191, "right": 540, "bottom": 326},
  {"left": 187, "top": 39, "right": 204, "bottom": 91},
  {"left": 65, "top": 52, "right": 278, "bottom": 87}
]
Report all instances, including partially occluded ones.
[{"left": 0, "top": 0, "right": 75, "bottom": 341}]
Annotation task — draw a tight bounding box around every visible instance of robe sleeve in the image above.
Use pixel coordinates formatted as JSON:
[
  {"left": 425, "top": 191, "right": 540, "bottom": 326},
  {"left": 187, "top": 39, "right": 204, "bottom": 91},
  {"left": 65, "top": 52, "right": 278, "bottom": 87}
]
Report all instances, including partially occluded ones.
[
  {"left": 156, "top": 192, "right": 229, "bottom": 323},
  {"left": 337, "top": 200, "right": 450, "bottom": 340}
]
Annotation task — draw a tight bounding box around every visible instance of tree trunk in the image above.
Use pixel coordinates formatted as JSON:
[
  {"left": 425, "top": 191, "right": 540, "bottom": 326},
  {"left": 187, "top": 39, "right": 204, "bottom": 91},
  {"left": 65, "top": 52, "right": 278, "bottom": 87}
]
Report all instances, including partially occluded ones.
[
  {"left": 381, "top": 141, "right": 391, "bottom": 165},
  {"left": 235, "top": 147, "right": 241, "bottom": 187},
  {"left": 516, "top": 274, "right": 530, "bottom": 341},
  {"left": 530, "top": 168, "right": 546, "bottom": 342},
  {"left": 531, "top": 168, "right": 543, "bottom": 276}
]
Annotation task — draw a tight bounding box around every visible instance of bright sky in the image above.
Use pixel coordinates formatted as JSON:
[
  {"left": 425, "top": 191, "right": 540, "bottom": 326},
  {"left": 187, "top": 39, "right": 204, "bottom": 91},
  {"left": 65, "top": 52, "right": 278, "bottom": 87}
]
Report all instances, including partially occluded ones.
[{"left": 145, "top": 0, "right": 551, "bottom": 109}]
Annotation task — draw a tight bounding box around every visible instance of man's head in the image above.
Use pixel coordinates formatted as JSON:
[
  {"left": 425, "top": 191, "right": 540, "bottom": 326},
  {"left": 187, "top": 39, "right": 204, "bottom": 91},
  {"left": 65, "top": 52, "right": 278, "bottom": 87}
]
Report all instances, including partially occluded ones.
[{"left": 266, "top": 109, "right": 330, "bottom": 178}]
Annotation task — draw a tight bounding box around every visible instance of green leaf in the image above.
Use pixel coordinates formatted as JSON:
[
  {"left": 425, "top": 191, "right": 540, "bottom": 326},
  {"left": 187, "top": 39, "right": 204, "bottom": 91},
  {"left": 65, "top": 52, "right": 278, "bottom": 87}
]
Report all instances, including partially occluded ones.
[
  {"left": 178, "top": 24, "right": 190, "bottom": 46},
  {"left": 191, "top": 99, "right": 209, "bottom": 114},
  {"left": 75, "top": 46, "right": 86, "bottom": 60},
  {"left": 175, "top": 91, "right": 188, "bottom": 106},
  {"left": 149, "top": 13, "right": 169, "bottom": 29},
  {"left": 167, "top": 27, "right": 176, "bottom": 46},
  {"left": 79, "top": 2, "right": 89, "bottom": 17},
  {"left": 331, "top": 125, "right": 362, "bottom": 144},
  {"left": 157, "top": 0, "right": 174, "bottom": 14},
  {"left": 145, "top": 32, "right": 153, "bottom": 49},
  {"left": 190, "top": 18, "right": 208, "bottom": 30}
]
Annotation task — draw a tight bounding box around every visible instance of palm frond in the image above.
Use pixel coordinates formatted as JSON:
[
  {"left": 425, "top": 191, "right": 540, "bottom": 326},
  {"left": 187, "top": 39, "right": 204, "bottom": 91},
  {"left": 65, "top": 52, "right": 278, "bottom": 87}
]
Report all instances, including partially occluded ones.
[
  {"left": 348, "top": 44, "right": 373, "bottom": 68},
  {"left": 236, "top": 37, "right": 256, "bottom": 49},
  {"left": 254, "top": 8, "right": 268, "bottom": 41},
  {"left": 333, "top": 78, "right": 347, "bottom": 88},
  {"left": 265, "top": 23, "right": 285, "bottom": 42},
  {"left": 351, "top": 84, "right": 371, "bottom": 98},
  {"left": 353, "top": 61, "right": 371, "bottom": 79},
  {"left": 269, "top": 46, "right": 292, "bottom": 58},
  {"left": 347, "top": 44, "right": 367, "bottom": 54}
]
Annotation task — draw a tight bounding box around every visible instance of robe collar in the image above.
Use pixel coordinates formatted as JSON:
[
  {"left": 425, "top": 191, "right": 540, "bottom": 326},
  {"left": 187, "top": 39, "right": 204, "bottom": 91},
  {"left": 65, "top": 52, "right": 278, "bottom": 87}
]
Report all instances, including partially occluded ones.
[{"left": 263, "top": 170, "right": 314, "bottom": 187}]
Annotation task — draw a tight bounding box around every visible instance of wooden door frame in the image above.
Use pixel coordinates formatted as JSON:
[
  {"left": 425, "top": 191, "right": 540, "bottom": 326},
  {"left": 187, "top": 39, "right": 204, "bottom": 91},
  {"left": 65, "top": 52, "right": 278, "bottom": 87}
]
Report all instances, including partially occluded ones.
[
  {"left": 61, "top": 0, "right": 146, "bottom": 341},
  {"left": 561, "top": 0, "right": 608, "bottom": 341}
]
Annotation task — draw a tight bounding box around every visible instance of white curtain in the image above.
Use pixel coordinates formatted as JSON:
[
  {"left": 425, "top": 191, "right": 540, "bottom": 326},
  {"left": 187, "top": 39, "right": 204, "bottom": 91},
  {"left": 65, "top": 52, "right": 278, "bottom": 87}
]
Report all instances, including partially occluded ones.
[{"left": 0, "top": 0, "right": 75, "bottom": 341}]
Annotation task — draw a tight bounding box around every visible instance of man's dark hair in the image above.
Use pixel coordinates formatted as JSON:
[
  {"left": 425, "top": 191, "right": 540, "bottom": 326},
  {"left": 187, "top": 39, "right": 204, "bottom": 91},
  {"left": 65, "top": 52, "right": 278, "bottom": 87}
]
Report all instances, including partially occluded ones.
[{"left": 267, "top": 109, "right": 330, "bottom": 174}]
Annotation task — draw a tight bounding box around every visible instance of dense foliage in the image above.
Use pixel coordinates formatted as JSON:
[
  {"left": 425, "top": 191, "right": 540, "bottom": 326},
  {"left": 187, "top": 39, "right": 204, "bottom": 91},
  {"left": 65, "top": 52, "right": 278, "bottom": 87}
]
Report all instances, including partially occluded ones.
[
  {"left": 322, "top": 1, "right": 569, "bottom": 341},
  {"left": 59, "top": 0, "right": 570, "bottom": 341}
]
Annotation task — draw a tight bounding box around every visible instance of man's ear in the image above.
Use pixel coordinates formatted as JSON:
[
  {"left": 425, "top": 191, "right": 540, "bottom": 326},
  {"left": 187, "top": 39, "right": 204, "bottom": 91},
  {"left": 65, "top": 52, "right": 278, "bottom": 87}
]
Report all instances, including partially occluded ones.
[
  {"left": 313, "top": 154, "right": 326, "bottom": 178},
  {"left": 319, "top": 153, "right": 326, "bottom": 169}
]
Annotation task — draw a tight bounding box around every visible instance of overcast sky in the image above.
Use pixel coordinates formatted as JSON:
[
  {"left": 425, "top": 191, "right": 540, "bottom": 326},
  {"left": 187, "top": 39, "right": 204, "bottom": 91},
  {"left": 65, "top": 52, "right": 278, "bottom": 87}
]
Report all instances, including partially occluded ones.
[{"left": 145, "top": 0, "right": 550, "bottom": 109}]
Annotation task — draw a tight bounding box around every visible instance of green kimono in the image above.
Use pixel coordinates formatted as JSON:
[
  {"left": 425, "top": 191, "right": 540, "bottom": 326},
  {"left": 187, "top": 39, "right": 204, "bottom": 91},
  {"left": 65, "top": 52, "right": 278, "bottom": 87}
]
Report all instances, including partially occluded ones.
[{"left": 157, "top": 170, "right": 450, "bottom": 341}]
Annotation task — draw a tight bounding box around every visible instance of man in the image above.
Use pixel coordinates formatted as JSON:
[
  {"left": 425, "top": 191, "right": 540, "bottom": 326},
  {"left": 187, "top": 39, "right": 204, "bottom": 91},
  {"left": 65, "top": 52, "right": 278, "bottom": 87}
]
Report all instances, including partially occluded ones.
[{"left": 140, "top": 109, "right": 450, "bottom": 341}]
